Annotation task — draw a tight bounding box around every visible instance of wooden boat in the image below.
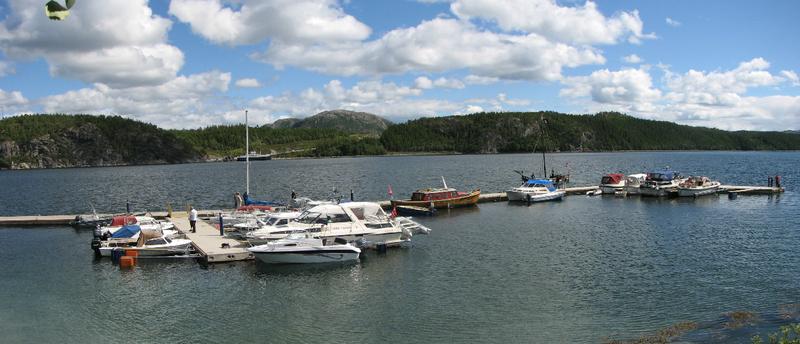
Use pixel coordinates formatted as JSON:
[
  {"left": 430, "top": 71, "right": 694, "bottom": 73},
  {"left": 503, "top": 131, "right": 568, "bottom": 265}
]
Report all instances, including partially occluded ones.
[{"left": 391, "top": 188, "right": 480, "bottom": 209}]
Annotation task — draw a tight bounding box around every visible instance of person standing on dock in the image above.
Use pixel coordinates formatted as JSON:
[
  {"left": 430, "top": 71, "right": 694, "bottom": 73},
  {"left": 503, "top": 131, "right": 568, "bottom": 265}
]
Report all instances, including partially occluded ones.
[
  {"left": 234, "top": 192, "right": 243, "bottom": 208},
  {"left": 189, "top": 206, "right": 198, "bottom": 233}
]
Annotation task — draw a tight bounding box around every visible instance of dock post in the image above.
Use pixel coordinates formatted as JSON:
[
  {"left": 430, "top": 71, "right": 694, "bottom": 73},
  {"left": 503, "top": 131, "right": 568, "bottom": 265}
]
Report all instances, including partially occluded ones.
[
  {"left": 350, "top": 189, "right": 354, "bottom": 202},
  {"left": 776, "top": 175, "right": 781, "bottom": 188},
  {"left": 219, "top": 213, "right": 224, "bottom": 236},
  {"left": 126, "top": 201, "right": 130, "bottom": 214}
]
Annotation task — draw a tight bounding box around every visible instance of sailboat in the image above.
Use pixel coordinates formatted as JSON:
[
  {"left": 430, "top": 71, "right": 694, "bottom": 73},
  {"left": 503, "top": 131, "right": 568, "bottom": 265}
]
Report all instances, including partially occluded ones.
[
  {"left": 239, "top": 110, "right": 281, "bottom": 208},
  {"left": 506, "top": 115, "right": 567, "bottom": 203}
]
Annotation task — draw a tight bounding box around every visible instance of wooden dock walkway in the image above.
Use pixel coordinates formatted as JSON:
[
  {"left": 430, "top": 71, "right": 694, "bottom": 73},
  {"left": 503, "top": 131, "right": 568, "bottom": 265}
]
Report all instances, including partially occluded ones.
[
  {"left": 720, "top": 185, "right": 784, "bottom": 194},
  {"left": 0, "top": 185, "right": 784, "bottom": 227},
  {"left": 170, "top": 212, "right": 253, "bottom": 264}
]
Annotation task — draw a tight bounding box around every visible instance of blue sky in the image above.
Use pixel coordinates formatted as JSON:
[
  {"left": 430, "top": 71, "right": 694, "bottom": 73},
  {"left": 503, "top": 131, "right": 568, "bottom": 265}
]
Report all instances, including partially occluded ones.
[{"left": 0, "top": 0, "right": 798, "bottom": 130}]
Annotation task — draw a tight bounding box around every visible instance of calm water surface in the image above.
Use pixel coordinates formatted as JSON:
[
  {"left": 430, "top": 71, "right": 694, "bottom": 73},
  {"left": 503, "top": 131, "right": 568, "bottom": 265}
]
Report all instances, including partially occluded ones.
[{"left": 0, "top": 152, "right": 798, "bottom": 343}]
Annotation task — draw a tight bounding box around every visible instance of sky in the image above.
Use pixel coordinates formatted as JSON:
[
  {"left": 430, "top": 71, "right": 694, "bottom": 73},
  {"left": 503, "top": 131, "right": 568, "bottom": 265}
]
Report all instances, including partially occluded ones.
[{"left": 0, "top": 0, "right": 798, "bottom": 130}]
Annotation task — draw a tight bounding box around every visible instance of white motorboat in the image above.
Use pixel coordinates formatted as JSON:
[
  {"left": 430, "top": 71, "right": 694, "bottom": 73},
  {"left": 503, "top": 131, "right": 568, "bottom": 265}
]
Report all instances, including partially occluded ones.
[
  {"left": 98, "top": 230, "right": 192, "bottom": 257},
  {"left": 623, "top": 173, "right": 647, "bottom": 195},
  {"left": 99, "top": 215, "right": 174, "bottom": 237},
  {"left": 245, "top": 211, "right": 304, "bottom": 245},
  {"left": 640, "top": 170, "right": 684, "bottom": 197},
  {"left": 599, "top": 173, "right": 626, "bottom": 194},
  {"left": 246, "top": 202, "right": 418, "bottom": 248},
  {"left": 248, "top": 234, "right": 360, "bottom": 264},
  {"left": 507, "top": 179, "right": 565, "bottom": 202},
  {"left": 677, "top": 176, "right": 721, "bottom": 197}
]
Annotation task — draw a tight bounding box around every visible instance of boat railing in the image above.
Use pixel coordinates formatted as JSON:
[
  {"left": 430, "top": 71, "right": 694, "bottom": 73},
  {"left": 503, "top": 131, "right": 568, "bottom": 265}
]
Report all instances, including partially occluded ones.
[{"left": 395, "top": 217, "right": 432, "bottom": 235}]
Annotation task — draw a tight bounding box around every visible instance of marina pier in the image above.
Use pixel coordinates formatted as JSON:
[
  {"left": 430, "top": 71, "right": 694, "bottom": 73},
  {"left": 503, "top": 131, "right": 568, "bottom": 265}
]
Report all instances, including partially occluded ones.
[{"left": 0, "top": 184, "right": 785, "bottom": 264}]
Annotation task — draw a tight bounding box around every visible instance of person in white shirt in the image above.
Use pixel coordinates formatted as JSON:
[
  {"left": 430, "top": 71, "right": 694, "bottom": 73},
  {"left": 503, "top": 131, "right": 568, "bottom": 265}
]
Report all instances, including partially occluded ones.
[{"left": 189, "top": 206, "right": 198, "bottom": 233}]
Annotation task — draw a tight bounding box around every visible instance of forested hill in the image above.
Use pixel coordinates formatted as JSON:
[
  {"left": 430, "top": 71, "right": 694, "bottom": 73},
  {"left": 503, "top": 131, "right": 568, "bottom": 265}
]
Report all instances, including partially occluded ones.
[
  {"left": 380, "top": 111, "right": 800, "bottom": 153},
  {"left": 0, "top": 114, "right": 201, "bottom": 169},
  {"left": 271, "top": 110, "right": 392, "bottom": 136}
]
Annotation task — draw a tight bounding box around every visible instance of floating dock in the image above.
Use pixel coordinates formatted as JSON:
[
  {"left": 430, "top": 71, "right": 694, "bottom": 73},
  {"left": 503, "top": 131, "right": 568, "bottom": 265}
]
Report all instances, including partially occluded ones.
[{"left": 170, "top": 212, "right": 254, "bottom": 263}]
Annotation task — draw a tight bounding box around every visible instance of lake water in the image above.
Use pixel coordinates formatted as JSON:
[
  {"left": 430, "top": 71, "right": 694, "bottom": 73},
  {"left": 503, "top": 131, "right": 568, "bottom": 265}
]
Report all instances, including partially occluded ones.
[{"left": 1, "top": 152, "right": 798, "bottom": 343}]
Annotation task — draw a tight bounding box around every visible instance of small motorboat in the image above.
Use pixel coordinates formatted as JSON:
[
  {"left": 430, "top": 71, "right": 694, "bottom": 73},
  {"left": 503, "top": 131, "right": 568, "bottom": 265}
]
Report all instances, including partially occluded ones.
[
  {"left": 623, "top": 173, "right": 647, "bottom": 195},
  {"left": 248, "top": 234, "right": 360, "bottom": 264},
  {"left": 244, "top": 211, "right": 304, "bottom": 245},
  {"left": 391, "top": 177, "right": 480, "bottom": 209},
  {"left": 98, "top": 230, "right": 192, "bottom": 257},
  {"left": 677, "top": 176, "right": 721, "bottom": 197},
  {"left": 507, "top": 179, "right": 565, "bottom": 203},
  {"left": 394, "top": 205, "right": 437, "bottom": 216},
  {"left": 599, "top": 173, "right": 626, "bottom": 194},
  {"left": 640, "top": 170, "right": 684, "bottom": 197}
]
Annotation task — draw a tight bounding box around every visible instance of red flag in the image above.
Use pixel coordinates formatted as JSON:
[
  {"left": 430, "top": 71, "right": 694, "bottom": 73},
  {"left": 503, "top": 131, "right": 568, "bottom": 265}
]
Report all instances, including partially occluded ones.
[{"left": 391, "top": 206, "right": 398, "bottom": 218}]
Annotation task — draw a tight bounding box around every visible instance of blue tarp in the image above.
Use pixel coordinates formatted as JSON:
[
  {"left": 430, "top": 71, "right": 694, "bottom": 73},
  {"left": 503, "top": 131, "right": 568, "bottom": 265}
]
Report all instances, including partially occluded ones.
[
  {"left": 525, "top": 179, "right": 556, "bottom": 191},
  {"left": 111, "top": 224, "right": 141, "bottom": 238},
  {"left": 647, "top": 171, "right": 678, "bottom": 181},
  {"left": 243, "top": 193, "right": 284, "bottom": 206}
]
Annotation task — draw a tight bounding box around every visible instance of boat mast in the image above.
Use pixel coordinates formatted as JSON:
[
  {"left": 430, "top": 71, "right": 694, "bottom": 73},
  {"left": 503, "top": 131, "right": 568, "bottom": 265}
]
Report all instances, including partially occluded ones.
[
  {"left": 245, "top": 109, "right": 250, "bottom": 195},
  {"left": 540, "top": 115, "right": 547, "bottom": 178}
]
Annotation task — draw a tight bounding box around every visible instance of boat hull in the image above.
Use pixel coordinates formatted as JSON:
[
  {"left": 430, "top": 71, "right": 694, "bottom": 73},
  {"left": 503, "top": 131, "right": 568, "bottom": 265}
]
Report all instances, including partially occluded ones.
[
  {"left": 506, "top": 190, "right": 565, "bottom": 202},
  {"left": 252, "top": 250, "right": 359, "bottom": 264},
  {"left": 639, "top": 187, "right": 676, "bottom": 197},
  {"left": 391, "top": 190, "right": 480, "bottom": 209},
  {"left": 600, "top": 184, "right": 625, "bottom": 194},
  {"left": 98, "top": 242, "right": 192, "bottom": 257},
  {"left": 677, "top": 186, "right": 719, "bottom": 197}
]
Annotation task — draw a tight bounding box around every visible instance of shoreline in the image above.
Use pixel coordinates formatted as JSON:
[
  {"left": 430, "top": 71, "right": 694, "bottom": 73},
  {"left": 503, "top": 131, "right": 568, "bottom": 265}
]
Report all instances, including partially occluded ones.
[{"left": 2, "top": 149, "right": 799, "bottom": 171}]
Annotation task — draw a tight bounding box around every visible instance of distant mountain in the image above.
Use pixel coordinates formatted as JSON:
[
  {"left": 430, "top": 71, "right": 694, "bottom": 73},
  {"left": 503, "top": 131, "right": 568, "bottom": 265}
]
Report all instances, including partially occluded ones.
[
  {"left": 271, "top": 118, "right": 302, "bottom": 129},
  {"left": 272, "top": 110, "right": 392, "bottom": 136},
  {"left": 0, "top": 114, "right": 201, "bottom": 169},
  {"left": 380, "top": 111, "right": 800, "bottom": 153}
]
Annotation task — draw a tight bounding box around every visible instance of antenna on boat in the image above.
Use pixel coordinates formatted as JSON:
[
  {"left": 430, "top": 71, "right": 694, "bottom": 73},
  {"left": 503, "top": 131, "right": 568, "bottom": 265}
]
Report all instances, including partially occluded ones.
[
  {"left": 245, "top": 109, "right": 250, "bottom": 195},
  {"left": 441, "top": 176, "right": 448, "bottom": 189}
]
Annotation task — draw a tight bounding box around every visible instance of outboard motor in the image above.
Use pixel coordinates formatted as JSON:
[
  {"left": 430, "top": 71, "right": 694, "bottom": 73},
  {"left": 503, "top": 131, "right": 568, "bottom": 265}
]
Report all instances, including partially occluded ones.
[{"left": 90, "top": 225, "right": 103, "bottom": 253}]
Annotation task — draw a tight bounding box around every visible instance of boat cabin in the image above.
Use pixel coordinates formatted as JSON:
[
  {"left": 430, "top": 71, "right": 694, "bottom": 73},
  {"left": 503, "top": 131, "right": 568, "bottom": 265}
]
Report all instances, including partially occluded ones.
[
  {"left": 601, "top": 173, "right": 625, "bottom": 185},
  {"left": 411, "top": 188, "right": 463, "bottom": 201}
]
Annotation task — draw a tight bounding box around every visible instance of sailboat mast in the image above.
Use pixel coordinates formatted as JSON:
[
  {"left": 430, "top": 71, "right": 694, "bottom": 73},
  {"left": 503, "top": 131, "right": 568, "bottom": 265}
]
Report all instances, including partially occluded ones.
[
  {"left": 540, "top": 115, "right": 547, "bottom": 178},
  {"left": 245, "top": 109, "right": 250, "bottom": 195}
]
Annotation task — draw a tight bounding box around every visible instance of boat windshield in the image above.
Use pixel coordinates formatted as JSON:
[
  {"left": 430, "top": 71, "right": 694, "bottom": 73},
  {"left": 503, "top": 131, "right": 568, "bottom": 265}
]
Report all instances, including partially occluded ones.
[{"left": 297, "top": 212, "right": 324, "bottom": 224}]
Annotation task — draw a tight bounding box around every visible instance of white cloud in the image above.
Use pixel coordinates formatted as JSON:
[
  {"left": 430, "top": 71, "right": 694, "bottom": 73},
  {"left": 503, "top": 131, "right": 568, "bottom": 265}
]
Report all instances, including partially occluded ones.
[
  {"left": 235, "top": 78, "right": 261, "bottom": 88},
  {"left": 560, "top": 68, "right": 661, "bottom": 109},
  {"left": 169, "top": 0, "right": 371, "bottom": 45},
  {"left": 781, "top": 70, "right": 800, "bottom": 86},
  {"left": 0, "top": 0, "right": 182, "bottom": 88},
  {"left": 622, "top": 54, "right": 643, "bottom": 64},
  {"left": 664, "top": 58, "right": 783, "bottom": 106},
  {"left": 665, "top": 17, "right": 681, "bottom": 27},
  {"left": 0, "top": 88, "right": 28, "bottom": 112},
  {"left": 247, "top": 79, "right": 533, "bottom": 121},
  {"left": 464, "top": 74, "right": 499, "bottom": 85},
  {"left": 415, "top": 76, "right": 465, "bottom": 89},
  {"left": 560, "top": 58, "right": 800, "bottom": 130},
  {"left": 257, "top": 17, "right": 605, "bottom": 81},
  {"left": 38, "top": 71, "right": 231, "bottom": 128},
  {"left": 450, "top": 0, "right": 656, "bottom": 45}
]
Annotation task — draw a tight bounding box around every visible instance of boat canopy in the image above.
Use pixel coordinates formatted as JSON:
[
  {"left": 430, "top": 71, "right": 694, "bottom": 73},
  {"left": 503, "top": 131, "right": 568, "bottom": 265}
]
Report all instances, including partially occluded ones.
[
  {"left": 243, "top": 193, "right": 283, "bottom": 206},
  {"left": 110, "top": 215, "right": 137, "bottom": 227},
  {"left": 525, "top": 179, "right": 556, "bottom": 191},
  {"left": 341, "top": 202, "right": 387, "bottom": 220},
  {"left": 601, "top": 173, "right": 625, "bottom": 184},
  {"left": 111, "top": 224, "right": 141, "bottom": 238},
  {"left": 647, "top": 170, "right": 679, "bottom": 181}
]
